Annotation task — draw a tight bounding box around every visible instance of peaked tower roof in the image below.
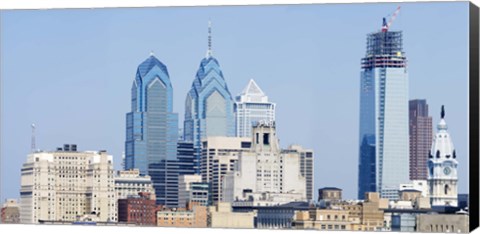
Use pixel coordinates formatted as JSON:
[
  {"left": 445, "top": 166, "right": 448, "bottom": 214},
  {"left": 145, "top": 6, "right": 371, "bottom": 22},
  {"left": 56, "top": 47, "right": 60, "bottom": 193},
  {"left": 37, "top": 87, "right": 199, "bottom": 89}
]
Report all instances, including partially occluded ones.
[
  {"left": 430, "top": 106, "right": 456, "bottom": 160},
  {"left": 136, "top": 54, "right": 169, "bottom": 79},
  {"left": 240, "top": 79, "right": 265, "bottom": 96}
]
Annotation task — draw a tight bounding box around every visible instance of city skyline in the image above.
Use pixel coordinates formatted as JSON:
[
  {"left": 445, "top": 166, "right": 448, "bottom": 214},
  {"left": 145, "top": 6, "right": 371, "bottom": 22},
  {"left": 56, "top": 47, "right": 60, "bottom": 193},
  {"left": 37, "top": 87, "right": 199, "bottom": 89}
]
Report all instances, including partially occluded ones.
[{"left": 0, "top": 2, "right": 469, "bottom": 202}]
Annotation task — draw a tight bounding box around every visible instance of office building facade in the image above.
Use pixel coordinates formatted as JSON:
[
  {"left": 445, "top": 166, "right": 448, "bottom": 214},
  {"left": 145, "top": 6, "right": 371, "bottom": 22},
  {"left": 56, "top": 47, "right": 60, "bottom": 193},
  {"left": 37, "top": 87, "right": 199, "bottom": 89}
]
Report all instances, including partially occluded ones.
[
  {"left": 409, "top": 99, "right": 433, "bottom": 180},
  {"left": 358, "top": 19, "right": 409, "bottom": 200},
  {"left": 125, "top": 54, "right": 179, "bottom": 174},
  {"left": 235, "top": 79, "right": 276, "bottom": 138},
  {"left": 183, "top": 22, "right": 235, "bottom": 173},
  {"left": 19, "top": 145, "right": 116, "bottom": 223}
]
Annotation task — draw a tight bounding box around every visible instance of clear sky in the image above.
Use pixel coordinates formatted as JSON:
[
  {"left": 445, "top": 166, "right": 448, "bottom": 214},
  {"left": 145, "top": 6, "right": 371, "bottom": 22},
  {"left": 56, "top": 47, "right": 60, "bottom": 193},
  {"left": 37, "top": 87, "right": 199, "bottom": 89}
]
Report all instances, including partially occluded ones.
[{"left": 0, "top": 2, "right": 469, "bottom": 201}]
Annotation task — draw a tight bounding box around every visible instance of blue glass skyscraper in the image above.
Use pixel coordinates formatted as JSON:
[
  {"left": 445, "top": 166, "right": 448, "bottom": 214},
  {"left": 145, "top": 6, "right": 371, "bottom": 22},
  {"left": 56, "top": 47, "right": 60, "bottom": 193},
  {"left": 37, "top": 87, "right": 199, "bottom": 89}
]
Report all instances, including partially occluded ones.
[
  {"left": 358, "top": 19, "right": 410, "bottom": 200},
  {"left": 125, "top": 53, "right": 178, "bottom": 175},
  {"left": 183, "top": 21, "right": 235, "bottom": 172}
]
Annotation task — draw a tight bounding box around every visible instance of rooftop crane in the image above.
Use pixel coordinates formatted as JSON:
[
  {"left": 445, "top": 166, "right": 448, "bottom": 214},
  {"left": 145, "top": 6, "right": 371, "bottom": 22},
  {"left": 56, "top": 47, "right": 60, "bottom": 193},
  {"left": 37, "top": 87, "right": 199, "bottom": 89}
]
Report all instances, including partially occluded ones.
[{"left": 382, "top": 6, "right": 401, "bottom": 32}]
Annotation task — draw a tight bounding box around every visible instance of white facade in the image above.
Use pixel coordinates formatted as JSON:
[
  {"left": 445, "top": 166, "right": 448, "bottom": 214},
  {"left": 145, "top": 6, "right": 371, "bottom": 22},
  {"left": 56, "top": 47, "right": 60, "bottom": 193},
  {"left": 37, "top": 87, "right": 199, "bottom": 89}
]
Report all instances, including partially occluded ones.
[
  {"left": 114, "top": 169, "right": 155, "bottom": 200},
  {"left": 235, "top": 79, "right": 276, "bottom": 138},
  {"left": 201, "top": 136, "right": 251, "bottom": 202},
  {"left": 223, "top": 122, "right": 312, "bottom": 203},
  {"left": 399, "top": 180, "right": 429, "bottom": 197},
  {"left": 20, "top": 147, "right": 116, "bottom": 224},
  {"left": 178, "top": 174, "right": 208, "bottom": 207},
  {"left": 428, "top": 109, "right": 458, "bottom": 207}
]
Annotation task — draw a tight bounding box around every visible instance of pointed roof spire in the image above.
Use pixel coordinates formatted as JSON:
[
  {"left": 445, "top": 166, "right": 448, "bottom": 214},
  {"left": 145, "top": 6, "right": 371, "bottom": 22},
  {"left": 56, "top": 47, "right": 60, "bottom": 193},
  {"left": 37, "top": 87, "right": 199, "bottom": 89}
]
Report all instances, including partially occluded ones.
[
  {"left": 441, "top": 105, "right": 445, "bottom": 119},
  {"left": 150, "top": 50, "right": 155, "bottom": 56},
  {"left": 206, "top": 19, "right": 213, "bottom": 58}
]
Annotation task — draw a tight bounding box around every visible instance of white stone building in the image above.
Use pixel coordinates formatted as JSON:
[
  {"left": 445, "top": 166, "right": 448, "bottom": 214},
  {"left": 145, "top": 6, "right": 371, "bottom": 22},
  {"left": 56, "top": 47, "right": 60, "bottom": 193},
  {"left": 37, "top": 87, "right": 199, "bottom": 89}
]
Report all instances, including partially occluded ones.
[
  {"left": 201, "top": 137, "right": 251, "bottom": 202},
  {"left": 428, "top": 106, "right": 458, "bottom": 207},
  {"left": 223, "top": 121, "right": 313, "bottom": 203},
  {"left": 20, "top": 144, "right": 116, "bottom": 223},
  {"left": 114, "top": 169, "right": 155, "bottom": 200}
]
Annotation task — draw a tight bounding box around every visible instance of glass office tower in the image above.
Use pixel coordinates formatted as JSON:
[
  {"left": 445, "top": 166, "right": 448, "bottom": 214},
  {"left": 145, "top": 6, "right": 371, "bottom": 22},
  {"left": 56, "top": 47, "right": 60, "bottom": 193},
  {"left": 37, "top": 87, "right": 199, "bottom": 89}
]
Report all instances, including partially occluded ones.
[
  {"left": 183, "top": 22, "right": 235, "bottom": 173},
  {"left": 235, "top": 79, "right": 276, "bottom": 138},
  {"left": 125, "top": 54, "right": 179, "bottom": 174},
  {"left": 125, "top": 54, "right": 180, "bottom": 205},
  {"left": 358, "top": 21, "right": 409, "bottom": 200}
]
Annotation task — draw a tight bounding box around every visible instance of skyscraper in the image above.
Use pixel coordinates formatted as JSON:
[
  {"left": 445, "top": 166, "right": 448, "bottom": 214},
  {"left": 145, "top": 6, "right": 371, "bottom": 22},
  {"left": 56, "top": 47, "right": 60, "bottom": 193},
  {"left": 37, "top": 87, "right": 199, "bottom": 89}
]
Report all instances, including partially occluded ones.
[
  {"left": 183, "top": 21, "right": 235, "bottom": 173},
  {"left": 358, "top": 18, "right": 409, "bottom": 200},
  {"left": 235, "top": 79, "right": 276, "bottom": 138},
  {"left": 125, "top": 53, "right": 179, "bottom": 175},
  {"left": 409, "top": 99, "right": 433, "bottom": 181}
]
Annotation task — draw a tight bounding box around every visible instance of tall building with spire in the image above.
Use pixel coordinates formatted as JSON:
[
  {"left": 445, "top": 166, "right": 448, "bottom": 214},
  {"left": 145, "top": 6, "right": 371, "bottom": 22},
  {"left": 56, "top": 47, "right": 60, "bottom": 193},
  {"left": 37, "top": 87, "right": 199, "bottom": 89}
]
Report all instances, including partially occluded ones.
[
  {"left": 358, "top": 18, "right": 409, "bottom": 200},
  {"left": 183, "top": 21, "right": 235, "bottom": 173},
  {"left": 235, "top": 79, "right": 276, "bottom": 138},
  {"left": 125, "top": 53, "right": 179, "bottom": 174},
  {"left": 428, "top": 106, "right": 458, "bottom": 207},
  {"left": 409, "top": 99, "right": 433, "bottom": 180}
]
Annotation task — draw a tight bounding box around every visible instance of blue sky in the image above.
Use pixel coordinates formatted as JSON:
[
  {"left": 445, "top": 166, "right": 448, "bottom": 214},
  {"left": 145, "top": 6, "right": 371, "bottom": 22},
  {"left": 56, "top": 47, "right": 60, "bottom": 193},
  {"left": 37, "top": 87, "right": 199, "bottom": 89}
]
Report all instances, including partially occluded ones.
[{"left": 0, "top": 2, "right": 469, "bottom": 201}]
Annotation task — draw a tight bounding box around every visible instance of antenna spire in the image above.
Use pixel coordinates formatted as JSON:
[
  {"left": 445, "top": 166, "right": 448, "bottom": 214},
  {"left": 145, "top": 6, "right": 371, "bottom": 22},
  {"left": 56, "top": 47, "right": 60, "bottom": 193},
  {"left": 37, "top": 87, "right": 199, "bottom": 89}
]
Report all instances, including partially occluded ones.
[
  {"left": 441, "top": 105, "right": 445, "bottom": 119},
  {"left": 31, "top": 123, "right": 36, "bottom": 152},
  {"left": 207, "top": 20, "right": 212, "bottom": 58}
]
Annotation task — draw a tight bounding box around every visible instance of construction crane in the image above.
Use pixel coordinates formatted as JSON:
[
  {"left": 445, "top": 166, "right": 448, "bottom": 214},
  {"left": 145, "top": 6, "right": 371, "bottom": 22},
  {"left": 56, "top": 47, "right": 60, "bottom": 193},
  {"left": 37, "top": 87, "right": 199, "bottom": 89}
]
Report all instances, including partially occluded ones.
[{"left": 382, "top": 6, "right": 401, "bottom": 32}]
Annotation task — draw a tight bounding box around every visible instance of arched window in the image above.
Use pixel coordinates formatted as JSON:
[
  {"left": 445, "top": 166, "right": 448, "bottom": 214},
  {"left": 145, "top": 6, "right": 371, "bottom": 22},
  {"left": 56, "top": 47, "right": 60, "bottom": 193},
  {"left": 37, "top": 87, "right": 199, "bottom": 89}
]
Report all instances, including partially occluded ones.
[{"left": 444, "top": 184, "right": 449, "bottom": 195}]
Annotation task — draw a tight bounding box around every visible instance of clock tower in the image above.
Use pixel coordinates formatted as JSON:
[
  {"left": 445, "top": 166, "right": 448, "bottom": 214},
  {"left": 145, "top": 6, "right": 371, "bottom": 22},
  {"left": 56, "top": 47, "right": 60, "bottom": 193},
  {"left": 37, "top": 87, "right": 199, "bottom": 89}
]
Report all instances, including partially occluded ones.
[{"left": 428, "top": 105, "right": 458, "bottom": 207}]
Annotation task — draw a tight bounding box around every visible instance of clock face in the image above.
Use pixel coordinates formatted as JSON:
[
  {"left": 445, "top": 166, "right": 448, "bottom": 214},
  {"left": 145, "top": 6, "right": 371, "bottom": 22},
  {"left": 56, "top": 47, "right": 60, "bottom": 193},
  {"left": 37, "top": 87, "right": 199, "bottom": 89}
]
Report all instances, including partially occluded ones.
[{"left": 443, "top": 167, "right": 451, "bottom": 175}]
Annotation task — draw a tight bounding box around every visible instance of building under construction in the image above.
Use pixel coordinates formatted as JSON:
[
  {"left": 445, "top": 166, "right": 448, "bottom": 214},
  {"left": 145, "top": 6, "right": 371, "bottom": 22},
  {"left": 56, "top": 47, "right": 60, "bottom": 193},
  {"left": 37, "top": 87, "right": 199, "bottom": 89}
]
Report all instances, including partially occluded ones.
[
  {"left": 358, "top": 9, "right": 410, "bottom": 201},
  {"left": 361, "top": 18, "right": 407, "bottom": 69}
]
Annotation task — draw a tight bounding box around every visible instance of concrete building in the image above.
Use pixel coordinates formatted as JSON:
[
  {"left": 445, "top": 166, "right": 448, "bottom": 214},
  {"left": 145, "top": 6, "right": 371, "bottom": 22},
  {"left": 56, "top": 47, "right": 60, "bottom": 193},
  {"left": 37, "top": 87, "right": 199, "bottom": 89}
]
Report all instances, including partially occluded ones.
[
  {"left": 257, "top": 202, "right": 310, "bottom": 229},
  {"left": 225, "top": 121, "right": 313, "bottom": 203},
  {"left": 118, "top": 192, "right": 157, "bottom": 226},
  {"left": 294, "top": 208, "right": 352, "bottom": 231},
  {"left": 428, "top": 106, "right": 458, "bottom": 207},
  {"left": 358, "top": 18, "right": 410, "bottom": 200},
  {"left": 231, "top": 191, "right": 304, "bottom": 207},
  {"left": 409, "top": 99, "right": 433, "bottom": 180},
  {"left": 399, "top": 180, "right": 429, "bottom": 198},
  {"left": 1, "top": 199, "right": 20, "bottom": 224},
  {"left": 318, "top": 187, "right": 343, "bottom": 201},
  {"left": 201, "top": 136, "right": 251, "bottom": 202},
  {"left": 235, "top": 79, "right": 276, "bottom": 138},
  {"left": 178, "top": 174, "right": 209, "bottom": 208},
  {"left": 115, "top": 169, "right": 155, "bottom": 200},
  {"left": 416, "top": 213, "right": 469, "bottom": 233},
  {"left": 209, "top": 202, "right": 255, "bottom": 229},
  {"left": 156, "top": 203, "right": 207, "bottom": 228},
  {"left": 20, "top": 145, "right": 116, "bottom": 224},
  {"left": 294, "top": 192, "right": 387, "bottom": 231}
]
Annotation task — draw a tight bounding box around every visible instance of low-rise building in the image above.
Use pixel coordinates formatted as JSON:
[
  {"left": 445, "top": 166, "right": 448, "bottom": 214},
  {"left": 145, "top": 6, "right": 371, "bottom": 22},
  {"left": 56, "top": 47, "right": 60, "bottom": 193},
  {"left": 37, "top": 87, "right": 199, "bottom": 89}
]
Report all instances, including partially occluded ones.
[
  {"left": 294, "top": 208, "right": 352, "bottom": 231},
  {"left": 178, "top": 174, "right": 209, "bottom": 208},
  {"left": 118, "top": 192, "right": 157, "bottom": 226},
  {"left": 209, "top": 202, "right": 254, "bottom": 229},
  {"left": 416, "top": 213, "right": 469, "bottom": 233},
  {"left": 1, "top": 199, "right": 20, "bottom": 223},
  {"left": 115, "top": 169, "right": 155, "bottom": 200},
  {"left": 157, "top": 203, "right": 207, "bottom": 228},
  {"left": 257, "top": 201, "right": 310, "bottom": 229}
]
